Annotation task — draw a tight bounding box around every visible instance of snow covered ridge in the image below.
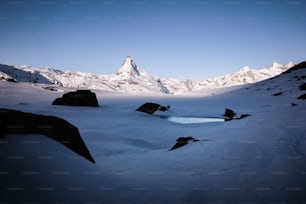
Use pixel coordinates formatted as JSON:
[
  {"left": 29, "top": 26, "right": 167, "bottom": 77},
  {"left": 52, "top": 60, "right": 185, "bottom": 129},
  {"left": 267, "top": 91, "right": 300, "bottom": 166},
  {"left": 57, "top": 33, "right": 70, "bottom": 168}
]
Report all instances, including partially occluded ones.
[{"left": 0, "top": 58, "right": 295, "bottom": 94}]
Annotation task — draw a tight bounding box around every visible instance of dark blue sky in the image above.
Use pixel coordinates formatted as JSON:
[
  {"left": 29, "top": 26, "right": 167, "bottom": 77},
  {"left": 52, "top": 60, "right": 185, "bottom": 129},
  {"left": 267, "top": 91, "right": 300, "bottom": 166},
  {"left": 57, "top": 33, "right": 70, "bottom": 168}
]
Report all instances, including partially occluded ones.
[{"left": 0, "top": 0, "right": 305, "bottom": 79}]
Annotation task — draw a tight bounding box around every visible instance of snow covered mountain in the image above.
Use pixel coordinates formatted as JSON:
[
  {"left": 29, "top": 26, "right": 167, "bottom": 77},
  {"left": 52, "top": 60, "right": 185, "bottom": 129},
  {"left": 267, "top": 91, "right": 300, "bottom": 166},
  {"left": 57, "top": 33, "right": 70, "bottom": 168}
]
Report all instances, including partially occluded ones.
[
  {"left": 109, "top": 56, "right": 170, "bottom": 93},
  {"left": 0, "top": 57, "right": 295, "bottom": 94},
  {"left": 161, "top": 62, "right": 295, "bottom": 93}
]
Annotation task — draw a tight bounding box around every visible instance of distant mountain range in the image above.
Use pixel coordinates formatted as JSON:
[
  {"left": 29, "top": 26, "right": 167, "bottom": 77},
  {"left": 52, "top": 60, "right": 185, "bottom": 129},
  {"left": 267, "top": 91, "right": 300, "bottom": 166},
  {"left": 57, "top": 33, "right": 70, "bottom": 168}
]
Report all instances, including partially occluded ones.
[{"left": 0, "top": 56, "right": 295, "bottom": 94}]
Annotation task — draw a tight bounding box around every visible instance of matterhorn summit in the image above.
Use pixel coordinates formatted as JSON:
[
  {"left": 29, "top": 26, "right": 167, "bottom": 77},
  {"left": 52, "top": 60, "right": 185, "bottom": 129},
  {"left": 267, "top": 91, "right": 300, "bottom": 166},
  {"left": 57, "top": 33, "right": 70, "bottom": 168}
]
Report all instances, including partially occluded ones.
[
  {"left": 111, "top": 56, "right": 169, "bottom": 93},
  {"left": 117, "top": 56, "right": 142, "bottom": 77},
  {"left": 115, "top": 56, "right": 151, "bottom": 82}
]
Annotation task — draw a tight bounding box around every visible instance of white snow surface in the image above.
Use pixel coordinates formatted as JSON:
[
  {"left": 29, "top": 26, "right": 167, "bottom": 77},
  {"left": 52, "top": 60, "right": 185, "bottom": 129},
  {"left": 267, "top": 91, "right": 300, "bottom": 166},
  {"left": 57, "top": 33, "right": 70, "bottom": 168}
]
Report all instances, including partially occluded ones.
[
  {"left": 1, "top": 65, "right": 306, "bottom": 203},
  {"left": 0, "top": 58, "right": 295, "bottom": 94}
]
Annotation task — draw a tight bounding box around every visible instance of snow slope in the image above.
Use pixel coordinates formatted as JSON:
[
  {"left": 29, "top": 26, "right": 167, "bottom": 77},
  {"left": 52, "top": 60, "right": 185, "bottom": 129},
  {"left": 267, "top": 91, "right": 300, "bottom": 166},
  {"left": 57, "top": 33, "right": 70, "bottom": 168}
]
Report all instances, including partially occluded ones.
[
  {"left": 0, "top": 58, "right": 294, "bottom": 94},
  {"left": 1, "top": 62, "right": 306, "bottom": 203}
]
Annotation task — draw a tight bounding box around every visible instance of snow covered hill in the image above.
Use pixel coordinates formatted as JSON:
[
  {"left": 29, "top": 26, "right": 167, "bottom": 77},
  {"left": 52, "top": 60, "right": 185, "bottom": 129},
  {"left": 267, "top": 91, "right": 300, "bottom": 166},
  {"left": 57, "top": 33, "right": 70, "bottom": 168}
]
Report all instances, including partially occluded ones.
[
  {"left": 1, "top": 61, "right": 306, "bottom": 204},
  {"left": 0, "top": 57, "right": 295, "bottom": 94}
]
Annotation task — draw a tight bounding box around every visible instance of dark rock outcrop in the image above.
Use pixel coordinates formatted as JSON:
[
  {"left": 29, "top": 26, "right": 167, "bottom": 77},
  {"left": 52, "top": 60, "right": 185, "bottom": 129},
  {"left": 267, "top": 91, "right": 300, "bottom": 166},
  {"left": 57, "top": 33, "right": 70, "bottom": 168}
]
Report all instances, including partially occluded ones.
[
  {"left": 272, "top": 92, "right": 283, "bottom": 96},
  {"left": 0, "top": 109, "right": 95, "bottom": 163},
  {"left": 224, "top": 108, "right": 236, "bottom": 121},
  {"left": 224, "top": 108, "right": 250, "bottom": 121},
  {"left": 0, "top": 75, "right": 16, "bottom": 82},
  {"left": 299, "top": 83, "right": 306, "bottom": 90},
  {"left": 52, "top": 90, "right": 99, "bottom": 107},
  {"left": 136, "top": 102, "right": 169, "bottom": 114},
  {"left": 297, "top": 94, "right": 306, "bottom": 100},
  {"left": 169, "top": 136, "right": 200, "bottom": 151},
  {"left": 6, "top": 78, "right": 17, "bottom": 82}
]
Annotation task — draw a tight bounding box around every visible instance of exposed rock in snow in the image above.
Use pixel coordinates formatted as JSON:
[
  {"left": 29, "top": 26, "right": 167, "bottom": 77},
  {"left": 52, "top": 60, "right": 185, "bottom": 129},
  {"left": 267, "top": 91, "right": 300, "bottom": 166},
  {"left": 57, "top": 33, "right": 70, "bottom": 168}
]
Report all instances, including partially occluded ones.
[
  {"left": 224, "top": 108, "right": 236, "bottom": 120},
  {"left": 169, "top": 136, "right": 200, "bottom": 151},
  {"left": 0, "top": 108, "right": 95, "bottom": 163},
  {"left": 136, "top": 102, "right": 169, "bottom": 114},
  {"left": 0, "top": 70, "right": 16, "bottom": 82},
  {"left": 298, "top": 93, "right": 306, "bottom": 99},
  {"left": 299, "top": 83, "right": 306, "bottom": 90},
  {"left": 52, "top": 90, "right": 99, "bottom": 107},
  {"left": 136, "top": 102, "right": 161, "bottom": 114}
]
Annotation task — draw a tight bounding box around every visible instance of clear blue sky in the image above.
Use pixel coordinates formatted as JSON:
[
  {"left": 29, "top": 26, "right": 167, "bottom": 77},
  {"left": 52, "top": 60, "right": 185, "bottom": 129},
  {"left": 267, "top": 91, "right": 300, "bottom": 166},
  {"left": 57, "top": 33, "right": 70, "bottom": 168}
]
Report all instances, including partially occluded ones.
[{"left": 0, "top": 0, "right": 305, "bottom": 79}]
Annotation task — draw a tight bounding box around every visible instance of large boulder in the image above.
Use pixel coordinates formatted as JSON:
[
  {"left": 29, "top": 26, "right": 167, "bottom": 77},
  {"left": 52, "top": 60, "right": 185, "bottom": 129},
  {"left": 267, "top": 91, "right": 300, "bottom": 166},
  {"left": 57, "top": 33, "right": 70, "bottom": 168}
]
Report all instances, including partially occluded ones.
[
  {"left": 52, "top": 90, "right": 99, "bottom": 107},
  {"left": 298, "top": 94, "right": 306, "bottom": 100},
  {"left": 136, "top": 102, "right": 169, "bottom": 114},
  {"left": 224, "top": 108, "right": 236, "bottom": 121},
  {"left": 224, "top": 108, "right": 250, "bottom": 121},
  {"left": 0, "top": 109, "right": 95, "bottom": 163},
  {"left": 299, "top": 83, "right": 306, "bottom": 90}
]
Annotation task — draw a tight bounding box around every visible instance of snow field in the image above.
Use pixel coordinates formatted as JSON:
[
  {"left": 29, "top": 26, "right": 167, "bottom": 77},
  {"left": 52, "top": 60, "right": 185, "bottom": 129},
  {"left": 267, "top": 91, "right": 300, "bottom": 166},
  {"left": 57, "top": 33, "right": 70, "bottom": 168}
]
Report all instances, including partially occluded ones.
[{"left": 1, "top": 66, "right": 306, "bottom": 203}]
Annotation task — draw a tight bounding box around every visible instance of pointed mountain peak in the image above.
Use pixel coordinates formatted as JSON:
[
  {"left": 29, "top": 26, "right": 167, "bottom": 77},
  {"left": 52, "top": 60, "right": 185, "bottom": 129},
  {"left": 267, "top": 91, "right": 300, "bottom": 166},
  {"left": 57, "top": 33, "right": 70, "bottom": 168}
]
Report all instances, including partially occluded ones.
[
  {"left": 240, "top": 66, "right": 252, "bottom": 72},
  {"left": 117, "top": 56, "right": 140, "bottom": 76},
  {"left": 265, "top": 61, "right": 293, "bottom": 72},
  {"left": 271, "top": 61, "right": 282, "bottom": 68},
  {"left": 124, "top": 55, "right": 133, "bottom": 64}
]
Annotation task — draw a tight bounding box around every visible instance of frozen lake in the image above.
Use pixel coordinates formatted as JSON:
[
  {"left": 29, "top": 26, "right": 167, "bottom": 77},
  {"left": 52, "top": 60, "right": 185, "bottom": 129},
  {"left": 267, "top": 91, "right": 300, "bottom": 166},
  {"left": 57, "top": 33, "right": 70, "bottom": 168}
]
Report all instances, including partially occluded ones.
[{"left": 162, "top": 116, "right": 224, "bottom": 124}]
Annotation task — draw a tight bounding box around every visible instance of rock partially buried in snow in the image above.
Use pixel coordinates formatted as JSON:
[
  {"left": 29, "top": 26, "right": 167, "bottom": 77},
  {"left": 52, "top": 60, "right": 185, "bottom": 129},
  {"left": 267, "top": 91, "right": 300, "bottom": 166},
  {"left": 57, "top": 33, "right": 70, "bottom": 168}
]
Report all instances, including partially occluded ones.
[
  {"left": 299, "top": 83, "right": 306, "bottom": 90},
  {"left": 0, "top": 70, "right": 16, "bottom": 82},
  {"left": 169, "top": 136, "right": 200, "bottom": 151},
  {"left": 52, "top": 90, "right": 99, "bottom": 107},
  {"left": 42, "top": 86, "right": 57, "bottom": 91},
  {"left": 297, "top": 94, "right": 306, "bottom": 100},
  {"left": 272, "top": 92, "right": 283, "bottom": 96},
  {"left": 136, "top": 102, "right": 169, "bottom": 114},
  {"left": 224, "top": 108, "right": 236, "bottom": 121},
  {"left": 159, "top": 105, "right": 171, "bottom": 112},
  {"left": 0, "top": 109, "right": 95, "bottom": 163},
  {"left": 224, "top": 108, "right": 251, "bottom": 121}
]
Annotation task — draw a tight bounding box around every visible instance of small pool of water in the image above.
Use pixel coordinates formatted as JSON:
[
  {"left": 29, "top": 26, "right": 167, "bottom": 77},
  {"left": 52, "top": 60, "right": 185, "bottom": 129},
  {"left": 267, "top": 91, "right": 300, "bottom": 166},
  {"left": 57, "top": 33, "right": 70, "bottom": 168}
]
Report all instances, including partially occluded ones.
[{"left": 162, "top": 116, "right": 224, "bottom": 124}]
